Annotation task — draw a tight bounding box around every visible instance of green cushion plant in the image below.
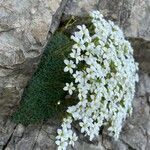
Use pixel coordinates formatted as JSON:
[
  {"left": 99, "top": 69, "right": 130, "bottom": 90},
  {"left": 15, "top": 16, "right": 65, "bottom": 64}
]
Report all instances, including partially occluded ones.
[{"left": 12, "top": 32, "right": 75, "bottom": 125}]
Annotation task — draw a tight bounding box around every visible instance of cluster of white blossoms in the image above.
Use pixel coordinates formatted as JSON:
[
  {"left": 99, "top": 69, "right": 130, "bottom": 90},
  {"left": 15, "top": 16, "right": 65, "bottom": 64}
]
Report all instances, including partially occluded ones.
[{"left": 55, "top": 11, "right": 139, "bottom": 150}]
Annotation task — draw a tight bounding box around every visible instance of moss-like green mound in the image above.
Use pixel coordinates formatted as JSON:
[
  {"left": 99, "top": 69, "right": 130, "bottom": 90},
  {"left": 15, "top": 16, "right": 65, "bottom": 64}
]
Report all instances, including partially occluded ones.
[{"left": 12, "top": 32, "right": 74, "bottom": 125}]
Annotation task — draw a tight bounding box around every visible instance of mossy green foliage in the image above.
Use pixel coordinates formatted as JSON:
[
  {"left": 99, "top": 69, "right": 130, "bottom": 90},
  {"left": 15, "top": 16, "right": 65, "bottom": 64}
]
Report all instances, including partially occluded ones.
[{"left": 12, "top": 32, "right": 75, "bottom": 125}]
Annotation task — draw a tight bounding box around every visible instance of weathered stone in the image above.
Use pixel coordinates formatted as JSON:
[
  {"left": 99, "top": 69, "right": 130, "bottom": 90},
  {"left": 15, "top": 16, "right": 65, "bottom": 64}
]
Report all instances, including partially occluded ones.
[
  {"left": 0, "top": 72, "right": 148, "bottom": 150},
  {"left": 0, "top": 0, "right": 67, "bottom": 117},
  {"left": 0, "top": 117, "right": 16, "bottom": 150},
  {"left": 72, "top": 136, "right": 105, "bottom": 150},
  {"left": 33, "top": 120, "right": 58, "bottom": 150},
  {"left": 125, "top": 0, "right": 150, "bottom": 41},
  {"left": 63, "top": 0, "right": 98, "bottom": 17},
  {"left": 144, "top": 74, "right": 150, "bottom": 94},
  {"left": 0, "top": 1, "right": 150, "bottom": 150},
  {"left": 146, "top": 134, "right": 150, "bottom": 150},
  {"left": 120, "top": 74, "right": 150, "bottom": 150},
  {"left": 5, "top": 124, "right": 41, "bottom": 150},
  {"left": 3, "top": 123, "right": 106, "bottom": 150},
  {"left": 63, "top": 0, "right": 150, "bottom": 41},
  {"left": 63, "top": 0, "right": 150, "bottom": 74},
  {"left": 121, "top": 125, "right": 147, "bottom": 150},
  {"left": 102, "top": 137, "right": 112, "bottom": 150},
  {"left": 98, "top": 0, "right": 150, "bottom": 41},
  {"left": 129, "top": 38, "right": 150, "bottom": 73},
  {"left": 112, "top": 140, "right": 128, "bottom": 150}
]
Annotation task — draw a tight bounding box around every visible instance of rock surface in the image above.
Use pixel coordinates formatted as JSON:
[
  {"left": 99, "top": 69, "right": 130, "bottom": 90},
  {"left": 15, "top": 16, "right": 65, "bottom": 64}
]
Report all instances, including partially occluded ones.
[
  {"left": 0, "top": 0, "right": 150, "bottom": 150},
  {"left": 0, "top": 72, "right": 149, "bottom": 150},
  {"left": 63, "top": 0, "right": 150, "bottom": 41},
  {"left": 0, "top": 0, "right": 67, "bottom": 117},
  {"left": 63, "top": 0, "right": 150, "bottom": 73}
]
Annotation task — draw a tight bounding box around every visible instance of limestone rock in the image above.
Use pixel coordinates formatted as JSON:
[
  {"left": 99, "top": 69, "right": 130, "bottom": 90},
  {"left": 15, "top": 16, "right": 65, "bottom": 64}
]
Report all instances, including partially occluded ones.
[{"left": 0, "top": 0, "right": 67, "bottom": 117}]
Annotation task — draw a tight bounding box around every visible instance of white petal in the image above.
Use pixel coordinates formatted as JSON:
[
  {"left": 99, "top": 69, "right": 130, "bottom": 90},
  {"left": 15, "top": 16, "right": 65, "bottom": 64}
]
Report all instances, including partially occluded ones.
[
  {"left": 69, "top": 90, "right": 73, "bottom": 95},
  {"left": 64, "top": 67, "right": 68, "bottom": 72},
  {"left": 55, "top": 140, "right": 60, "bottom": 145},
  {"left": 70, "top": 69, "right": 73, "bottom": 74},
  {"left": 64, "top": 59, "right": 69, "bottom": 65},
  {"left": 63, "top": 87, "right": 68, "bottom": 91}
]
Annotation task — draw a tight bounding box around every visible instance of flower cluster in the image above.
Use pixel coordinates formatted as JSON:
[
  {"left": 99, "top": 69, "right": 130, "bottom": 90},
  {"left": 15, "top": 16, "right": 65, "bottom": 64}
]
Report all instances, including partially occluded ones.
[{"left": 56, "top": 11, "right": 139, "bottom": 150}]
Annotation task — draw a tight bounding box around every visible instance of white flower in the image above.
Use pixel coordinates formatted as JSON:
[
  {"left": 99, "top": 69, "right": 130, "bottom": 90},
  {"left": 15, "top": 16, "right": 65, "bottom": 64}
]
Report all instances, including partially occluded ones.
[
  {"left": 67, "top": 106, "right": 76, "bottom": 114},
  {"left": 69, "top": 133, "right": 78, "bottom": 146},
  {"left": 86, "top": 66, "right": 97, "bottom": 79},
  {"left": 79, "top": 121, "right": 89, "bottom": 133},
  {"left": 62, "top": 117, "right": 72, "bottom": 128},
  {"left": 63, "top": 82, "right": 75, "bottom": 95},
  {"left": 56, "top": 10, "right": 139, "bottom": 150},
  {"left": 56, "top": 129, "right": 63, "bottom": 140},
  {"left": 70, "top": 49, "right": 82, "bottom": 64},
  {"left": 56, "top": 140, "right": 68, "bottom": 150},
  {"left": 90, "top": 10, "right": 103, "bottom": 20},
  {"left": 71, "top": 32, "right": 86, "bottom": 51},
  {"left": 71, "top": 31, "right": 83, "bottom": 43},
  {"left": 73, "top": 71, "right": 85, "bottom": 83},
  {"left": 64, "top": 60, "right": 76, "bottom": 74},
  {"left": 77, "top": 25, "right": 89, "bottom": 35}
]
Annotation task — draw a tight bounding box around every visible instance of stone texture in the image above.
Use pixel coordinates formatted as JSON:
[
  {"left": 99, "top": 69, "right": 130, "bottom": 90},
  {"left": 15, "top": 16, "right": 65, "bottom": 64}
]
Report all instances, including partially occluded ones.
[
  {"left": 63, "top": 0, "right": 98, "bottom": 17},
  {"left": 0, "top": 117, "right": 16, "bottom": 150},
  {"left": 0, "top": 0, "right": 150, "bottom": 150},
  {"left": 129, "top": 38, "right": 150, "bottom": 73},
  {"left": 0, "top": 72, "right": 149, "bottom": 150},
  {"left": 63, "top": 0, "right": 150, "bottom": 41},
  {"left": 119, "top": 72, "right": 150, "bottom": 150},
  {"left": 125, "top": 0, "right": 150, "bottom": 41},
  {"left": 64, "top": 0, "right": 150, "bottom": 75},
  {"left": 0, "top": 0, "right": 67, "bottom": 117},
  {"left": 63, "top": 0, "right": 150, "bottom": 73}
]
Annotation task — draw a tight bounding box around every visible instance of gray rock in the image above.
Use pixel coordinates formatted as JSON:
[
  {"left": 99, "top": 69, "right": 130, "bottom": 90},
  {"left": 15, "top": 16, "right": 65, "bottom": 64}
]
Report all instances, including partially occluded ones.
[
  {"left": 2, "top": 122, "right": 105, "bottom": 150},
  {"left": 0, "top": 1, "right": 150, "bottom": 150},
  {"left": 33, "top": 121, "right": 58, "bottom": 150},
  {"left": 72, "top": 136, "right": 105, "bottom": 150},
  {"left": 63, "top": 0, "right": 150, "bottom": 74},
  {"left": 5, "top": 124, "right": 42, "bottom": 150},
  {"left": 0, "top": 117, "right": 16, "bottom": 149},
  {"left": 64, "top": 0, "right": 98, "bottom": 17},
  {"left": 0, "top": 72, "right": 149, "bottom": 150},
  {"left": 63, "top": 0, "right": 150, "bottom": 41},
  {"left": 125, "top": 0, "right": 150, "bottom": 41},
  {"left": 112, "top": 140, "right": 128, "bottom": 150},
  {"left": 120, "top": 73, "right": 150, "bottom": 150},
  {"left": 129, "top": 38, "right": 150, "bottom": 73},
  {"left": 0, "top": 0, "right": 67, "bottom": 117},
  {"left": 0, "top": 73, "right": 149, "bottom": 150},
  {"left": 121, "top": 125, "right": 147, "bottom": 150},
  {"left": 146, "top": 134, "right": 150, "bottom": 150}
]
